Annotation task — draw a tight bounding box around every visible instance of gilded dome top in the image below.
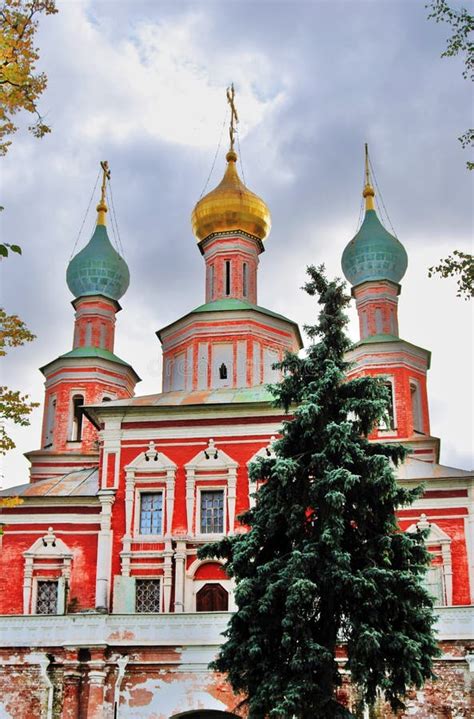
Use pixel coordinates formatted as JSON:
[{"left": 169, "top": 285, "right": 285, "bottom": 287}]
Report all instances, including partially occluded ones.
[{"left": 191, "top": 150, "right": 271, "bottom": 243}]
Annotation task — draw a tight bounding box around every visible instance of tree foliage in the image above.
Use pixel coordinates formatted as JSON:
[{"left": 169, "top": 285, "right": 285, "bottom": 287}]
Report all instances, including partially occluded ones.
[
  {"left": 0, "top": 0, "right": 57, "bottom": 157},
  {"left": 427, "top": 0, "right": 474, "bottom": 169},
  {"left": 199, "top": 267, "right": 438, "bottom": 718},
  {"left": 428, "top": 249, "right": 474, "bottom": 298},
  {"left": 0, "top": 307, "right": 38, "bottom": 453}
]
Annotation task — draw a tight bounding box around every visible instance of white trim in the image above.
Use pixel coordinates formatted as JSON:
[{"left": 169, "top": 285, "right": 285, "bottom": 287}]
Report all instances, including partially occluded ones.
[
  {"left": 406, "top": 515, "right": 453, "bottom": 605},
  {"left": 377, "top": 375, "right": 396, "bottom": 431}
]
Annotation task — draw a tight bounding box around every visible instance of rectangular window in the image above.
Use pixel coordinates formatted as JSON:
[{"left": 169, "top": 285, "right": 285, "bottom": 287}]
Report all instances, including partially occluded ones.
[
  {"left": 242, "top": 262, "right": 248, "bottom": 297},
  {"left": 200, "top": 490, "right": 224, "bottom": 534},
  {"left": 423, "top": 566, "right": 445, "bottom": 606},
  {"left": 225, "top": 260, "right": 231, "bottom": 296},
  {"left": 36, "top": 580, "right": 58, "bottom": 615},
  {"left": 139, "top": 492, "right": 163, "bottom": 535},
  {"left": 135, "top": 579, "right": 161, "bottom": 613}
]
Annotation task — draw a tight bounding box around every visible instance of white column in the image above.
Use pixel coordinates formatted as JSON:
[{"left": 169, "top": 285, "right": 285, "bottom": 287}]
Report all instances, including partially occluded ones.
[
  {"left": 174, "top": 541, "right": 186, "bottom": 613},
  {"left": 95, "top": 489, "right": 115, "bottom": 610},
  {"left": 441, "top": 541, "right": 453, "bottom": 606},
  {"left": 23, "top": 556, "right": 33, "bottom": 614},
  {"left": 162, "top": 541, "right": 173, "bottom": 612},
  {"left": 227, "top": 467, "right": 237, "bottom": 533},
  {"left": 185, "top": 470, "right": 195, "bottom": 534},
  {"left": 166, "top": 470, "right": 175, "bottom": 534}
]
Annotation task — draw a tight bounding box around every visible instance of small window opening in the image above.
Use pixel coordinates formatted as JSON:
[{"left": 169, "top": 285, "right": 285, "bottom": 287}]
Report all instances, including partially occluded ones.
[
  {"left": 379, "top": 382, "right": 395, "bottom": 430},
  {"left": 243, "top": 262, "right": 248, "bottom": 297},
  {"left": 219, "top": 363, "right": 228, "bottom": 380},
  {"left": 225, "top": 260, "right": 231, "bottom": 296},
  {"left": 71, "top": 394, "right": 84, "bottom": 441},
  {"left": 410, "top": 381, "right": 424, "bottom": 434},
  {"left": 102, "top": 396, "right": 112, "bottom": 403},
  {"left": 36, "top": 580, "right": 58, "bottom": 615}
]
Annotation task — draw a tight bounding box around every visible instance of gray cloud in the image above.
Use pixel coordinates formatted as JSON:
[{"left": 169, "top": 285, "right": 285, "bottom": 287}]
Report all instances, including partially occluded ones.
[{"left": 1, "top": 0, "right": 472, "bottom": 487}]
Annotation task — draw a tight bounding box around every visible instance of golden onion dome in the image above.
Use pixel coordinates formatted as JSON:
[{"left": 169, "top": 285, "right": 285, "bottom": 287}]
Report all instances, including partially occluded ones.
[{"left": 191, "top": 150, "right": 271, "bottom": 243}]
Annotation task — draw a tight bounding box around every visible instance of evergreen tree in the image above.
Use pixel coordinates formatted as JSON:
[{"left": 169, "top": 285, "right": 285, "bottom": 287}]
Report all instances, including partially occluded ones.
[{"left": 199, "top": 266, "right": 439, "bottom": 719}]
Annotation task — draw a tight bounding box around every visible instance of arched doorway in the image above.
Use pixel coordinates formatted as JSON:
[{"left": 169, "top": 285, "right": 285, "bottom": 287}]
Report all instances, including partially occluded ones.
[
  {"left": 171, "top": 712, "right": 239, "bottom": 718},
  {"left": 196, "top": 582, "right": 229, "bottom": 611}
]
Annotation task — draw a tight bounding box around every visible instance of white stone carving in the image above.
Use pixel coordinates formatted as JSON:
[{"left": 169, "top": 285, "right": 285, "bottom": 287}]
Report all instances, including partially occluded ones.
[
  {"left": 184, "top": 440, "right": 238, "bottom": 535},
  {"left": 406, "top": 514, "right": 453, "bottom": 605}
]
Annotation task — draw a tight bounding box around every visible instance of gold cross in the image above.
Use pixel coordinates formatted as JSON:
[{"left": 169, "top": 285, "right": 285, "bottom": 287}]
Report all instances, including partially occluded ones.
[
  {"left": 226, "top": 83, "right": 239, "bottom": 152},
  {"left": 99, "top": 160, "right": 111, "bottom": 206}
]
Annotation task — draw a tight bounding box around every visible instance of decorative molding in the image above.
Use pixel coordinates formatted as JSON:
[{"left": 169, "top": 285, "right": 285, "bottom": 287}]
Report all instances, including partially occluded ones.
[
  {"left": 0, "top": 607, "right": 471, "bottom": 647},
  {"left": 247, "top": 436, "right": 276, "bottom": 507},
  {"left": 406, "top": 514, "right": 453, "bottom": 605},
  {"left": 184, "top": 439, "right": 238, "bottom": 535}
]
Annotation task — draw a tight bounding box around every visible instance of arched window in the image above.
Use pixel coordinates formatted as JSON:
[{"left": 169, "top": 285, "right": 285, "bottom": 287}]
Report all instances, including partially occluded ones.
[
  {"left": 225, "top": 260, "right": 231, "bottom": 296},
  {"left": 196, "top": 583, "right": 228, "bottom": 612},
  {"left": 71, "top": 394, "right": 84, "bottom": 441}
]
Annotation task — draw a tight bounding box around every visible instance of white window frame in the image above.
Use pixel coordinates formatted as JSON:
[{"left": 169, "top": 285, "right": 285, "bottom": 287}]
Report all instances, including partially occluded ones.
[
  {"left": 134, "top": 576, "right": 163, "bottom": 614},
  {"left": 134, "top": 487, "right": 165, "bottom": 539},
  {"left": 378, "top": 376, "right": 396, "bottom": 433},
  {"left": 67, "top": 388, "right": 86, "bottom": 442},
  {"left": 409, "top": 378, "right": 424, "bottom": 434},
  {"left": 196, "top": 485, "right": 227, "bottom": 538}
]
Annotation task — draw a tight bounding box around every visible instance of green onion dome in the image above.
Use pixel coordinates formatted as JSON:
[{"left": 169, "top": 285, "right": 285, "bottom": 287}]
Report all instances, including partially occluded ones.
[
  {"left": 341, "top": 179, "right": 408, "bottom": 287},
  {"left": 66, "top": 224, "right": 130, "bottom": 301}
]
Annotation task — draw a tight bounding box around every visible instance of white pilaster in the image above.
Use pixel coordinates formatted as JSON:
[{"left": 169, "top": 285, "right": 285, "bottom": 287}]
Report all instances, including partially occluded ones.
[
  {"left": 23, "top": 557, "right": 33, "bottom": 614},
  {"left": 227, "top": 467, "right": 237, "bottom": 532},
  {"left": 95, "top": 489, "right": 116, "bottom": 610},
  {"left": 185, "top": 470, "right": 195, "bottom": 533},
  {"left": 174, "top": 541, "right": 186, "bottom": 613}
]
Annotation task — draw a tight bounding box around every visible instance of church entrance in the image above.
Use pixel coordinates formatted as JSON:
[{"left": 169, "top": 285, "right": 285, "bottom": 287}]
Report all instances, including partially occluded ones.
[{"left": 171, "top": 712, "right": 239, "bottom": 718}]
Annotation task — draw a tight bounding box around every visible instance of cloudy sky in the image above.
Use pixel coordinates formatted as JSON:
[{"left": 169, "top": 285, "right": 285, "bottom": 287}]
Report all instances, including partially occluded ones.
[{"left": 1, "top": 0, "right": 472, "bottom": 488}]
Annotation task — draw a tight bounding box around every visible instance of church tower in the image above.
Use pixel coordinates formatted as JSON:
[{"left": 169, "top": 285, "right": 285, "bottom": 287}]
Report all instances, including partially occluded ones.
[
  {"left": 158, "top": 86, "right": 301, "bottom": 395},
  {"left": 342, "top": 146, "right": 435, "bottom": 460},
  {"left": 26, "top": 163, "right": 140, "bottom": 481}
]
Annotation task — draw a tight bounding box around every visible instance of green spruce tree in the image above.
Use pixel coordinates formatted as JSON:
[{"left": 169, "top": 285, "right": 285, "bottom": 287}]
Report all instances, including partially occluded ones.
[{"left": 199, "top": 266, "right": 439, "bottom": 719}]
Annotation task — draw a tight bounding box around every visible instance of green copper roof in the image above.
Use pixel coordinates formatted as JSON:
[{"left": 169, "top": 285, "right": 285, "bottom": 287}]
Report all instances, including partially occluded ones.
[
  {"left": 191, "top": 298, "right": 298, "bottom": 327},
  {"left": 40, "top": 346, "right": 141, "bottom": 381},
  {"left": 59, "top": 346, "right": 131, "bottom": 366},
  {"left": 66, "top": 224, "right": 130, "bottom": 301},
  {"left": 341, "top": 209, "right": 408, "bottom": 287},
  {"left": 352, "top": 333, "right": 431, "bottom": 368}
]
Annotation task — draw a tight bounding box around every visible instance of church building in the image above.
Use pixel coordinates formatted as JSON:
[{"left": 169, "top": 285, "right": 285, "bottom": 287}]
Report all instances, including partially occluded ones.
[{"left": 0, "top": 106, "right": 473, "bottom": 718}]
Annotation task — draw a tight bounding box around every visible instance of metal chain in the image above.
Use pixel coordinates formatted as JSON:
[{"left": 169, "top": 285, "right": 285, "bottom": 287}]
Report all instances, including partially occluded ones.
[
  {"left": 198, "top": 108, "right": 229, "bottom": 200},
  {"left": 69, "top": 170, "right": 100, "bottom": 260}
]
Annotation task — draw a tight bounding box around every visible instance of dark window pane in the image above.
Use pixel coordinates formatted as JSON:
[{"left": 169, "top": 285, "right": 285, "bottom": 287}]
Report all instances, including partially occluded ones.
[
  {"left": 200, "top": 490, "right": 224, "bottom": 533},
  {"left": 139, "top": 493, "right": 163, "bottom": 535},
  {"left": 135, "top": 579, "right": 161, "bottom": 612},
  {"left": 36, "top": 580, "right": 58, "bottom": 615}
]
